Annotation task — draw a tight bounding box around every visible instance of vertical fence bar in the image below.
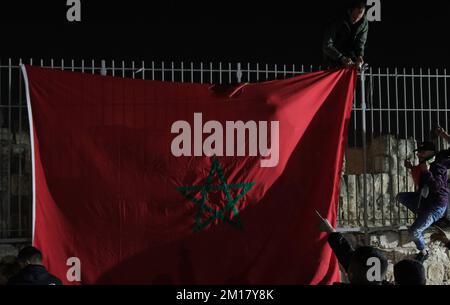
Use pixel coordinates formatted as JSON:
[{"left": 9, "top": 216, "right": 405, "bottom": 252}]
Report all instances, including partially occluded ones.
[
  {"left": 403, "top": 68, "right": 409, "bottom": 225},
  {"left": 420, "top": 68, "right": 424, "bottom": 141},
  {"left": 428, "top": 69, "right": 432, "bottom": 137},
  {"left": 151, "top": 61, "right": 155, "bottom": 80},
  {"left": 101, "top": 60, "right": 107, "bottom": 76},
  {"left": 369, "top": 68, "right": 375, "bottom": 225},
  {"left": 355, "top": 75, "right": 360, "bottom": 226},
  {"left": 435, "top": 69, "right": 440, "bottom": 148},
  {"left": 377, "top": 68, "right": 385, "bottom": 225},
  {"left": 410, "top": 68, "right": 416, "bottom": 224},
  {"left": 236, "top": 63, "right": 242, "bottom": 83},
  {"left": 378, "top": 68, "right": 382, "bottom": 139},
  {"left": 385, "top": 68, "right": 394, "bottom": 224},
  {"left": 209, "top": 62, "right": 212, "bottom": 84},
  {"left": 411, "top": 69, "right": 416, "bottom": 143},
  {"left": 200, "top": 62, "right": 203, "bottom": 84},
  {"left": 181, "top": 62, "right": 184, "bottom": 83},
  {"left": 445, "top": 69, "right": 449, "bottom": 148},
  {"left": 360, "top": 68, "right": 368, "bottom": 230},
  {"left": 353, "top": 85, "right": 357, "bottom": 149},
  {"left": 172, "top": 62, "right": 175, "bottom": 82},
  {"left": 256, "top": 63, "right": 259, "bottom": 82},
  {"left": 394, "top": 68, "right": 402, "bottom": 224},
  {"left": 6, "top": 58, "right": 12, "bottom": 237}
]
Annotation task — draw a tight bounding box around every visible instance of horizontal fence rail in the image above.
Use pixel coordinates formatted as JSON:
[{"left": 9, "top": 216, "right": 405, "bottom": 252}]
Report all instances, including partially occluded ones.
[{"left": 0, "top": 58, "right": 449, "bottom": 240}]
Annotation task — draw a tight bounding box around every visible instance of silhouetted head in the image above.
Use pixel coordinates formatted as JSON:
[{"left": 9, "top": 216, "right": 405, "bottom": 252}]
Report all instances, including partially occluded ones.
[
  {"left": 414, "top": 141, "right": 436, "bottom": 162},
  {"left": 347, "top": 0, "right": 366, "bottom": 24},
  {"left": 17, "top": 246, "right": 43, "bottom": 268},
  {"left": 348, "top": 246, "right": 388, "bottom": 285},
  {"left": 394, "top": 259, "right": 426, "bottom": 285}
]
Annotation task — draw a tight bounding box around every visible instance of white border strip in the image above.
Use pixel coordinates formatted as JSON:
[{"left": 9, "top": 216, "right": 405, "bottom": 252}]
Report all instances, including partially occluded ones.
[{"left": 20, "top": 64, "right": 37, "bottom": 244}]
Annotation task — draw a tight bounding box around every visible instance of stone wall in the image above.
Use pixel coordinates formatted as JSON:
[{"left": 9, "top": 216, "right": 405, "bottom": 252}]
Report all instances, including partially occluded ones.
[
  {"left": 0, "top": 128, "right": 32, "bottom": 238},
  {"left": 343, "top": 230, "right": 450, "bottom": 285},
  {"left": 339, "top": 135, "right": 418, "bottom": 227},
  {"left": 0, "top": 244, "right": 25, "bottom": 262}
]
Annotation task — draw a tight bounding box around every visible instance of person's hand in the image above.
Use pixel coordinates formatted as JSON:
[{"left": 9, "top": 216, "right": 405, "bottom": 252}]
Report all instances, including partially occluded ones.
[
  {"left": 436, "top": 126, "right": 450, "bottom": 141},
  {"left": 341, "top": 57, "right": 354, "bottom": 68},
  {"left": 419, "top": 162, "right": 429, "bottom": 172},
  {"left": 404, "top": 159, "right": 413, "bottom": 169},
  {"left": 356, "top": 56, "right": 364, "bottom": 69},
  {"left": 317, "top": 211, "right": 336, "bottom": 233},
  {"left": 430, "top": 231, "right": 450, "bottom": 246},
  {"left": 435, "top": 126, "right": 445, "bottom": 136}
]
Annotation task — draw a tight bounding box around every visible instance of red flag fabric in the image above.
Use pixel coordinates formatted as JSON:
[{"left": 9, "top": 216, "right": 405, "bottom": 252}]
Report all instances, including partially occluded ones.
[{"left": 22, "top": 65, "right": 356, "bottom": 285}]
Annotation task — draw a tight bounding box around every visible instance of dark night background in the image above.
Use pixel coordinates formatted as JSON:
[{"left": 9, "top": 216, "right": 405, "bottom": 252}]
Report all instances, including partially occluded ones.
[{"left": 0, "top": 1, "right": 449, "bottom": 68}]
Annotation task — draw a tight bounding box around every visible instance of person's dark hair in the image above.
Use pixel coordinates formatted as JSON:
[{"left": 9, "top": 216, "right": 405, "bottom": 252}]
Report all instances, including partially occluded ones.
[
  {"left": 394, "top": 259, "right": 426, "bottom": 285},
  {"left": 17, "top": 246, "right": 42, "bottom": 264},
  {"left": 348, "top": 0, "right": 367, "bottom": 10},
  {"left": 348, "top": 246, "right": 388, "bottom": 284}
]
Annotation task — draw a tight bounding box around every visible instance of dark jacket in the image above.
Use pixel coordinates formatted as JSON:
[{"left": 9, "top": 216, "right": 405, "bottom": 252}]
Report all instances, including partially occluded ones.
[
  {"left": 7, "top": 264, "right": 62, "bottom": 285},
  {"left": 327, "top": 232, "right": 354, "bottom": 272},
  {"left": 327, "top": 232, "right": 391, "bottom": 285},
  {"left": 419, "top": 156, "right": 450, "bottom": 209},
  {"left": 323, "top": 12, "right": 369, "bottom": 68}
]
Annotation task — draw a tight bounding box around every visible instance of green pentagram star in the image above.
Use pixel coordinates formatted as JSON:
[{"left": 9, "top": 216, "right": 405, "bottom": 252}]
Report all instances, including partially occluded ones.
[{"left": 177, "top": 158, "right": 255, "bottom": 232}]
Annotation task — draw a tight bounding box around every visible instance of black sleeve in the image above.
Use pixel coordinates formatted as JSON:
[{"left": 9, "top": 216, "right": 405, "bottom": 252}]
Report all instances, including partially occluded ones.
[
  {"left": 446, "top": 241, "right": 450, "bottom": 250},
  {"left": 323, "top": 21, "right": 345, "bottom": 62},
  {"left": 48, "top": 275, "right": 63, "bottom": 285},
  {"left": 354, "top": 19, "right": 369, "bottom": 58},
  {"left": 327, "top": 232, "right": 354, "bottom": 272}
]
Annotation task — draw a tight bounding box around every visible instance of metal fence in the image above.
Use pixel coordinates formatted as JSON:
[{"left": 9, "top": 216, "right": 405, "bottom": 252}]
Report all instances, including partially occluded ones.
[{"left": 1, "top": 58, "right": 449, "bottom": 240}]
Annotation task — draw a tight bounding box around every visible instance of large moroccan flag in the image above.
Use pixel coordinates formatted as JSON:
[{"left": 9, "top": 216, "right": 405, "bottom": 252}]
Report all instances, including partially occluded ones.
[{"left": 22, "top": 65, "right": 356, "bottom": 285}]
